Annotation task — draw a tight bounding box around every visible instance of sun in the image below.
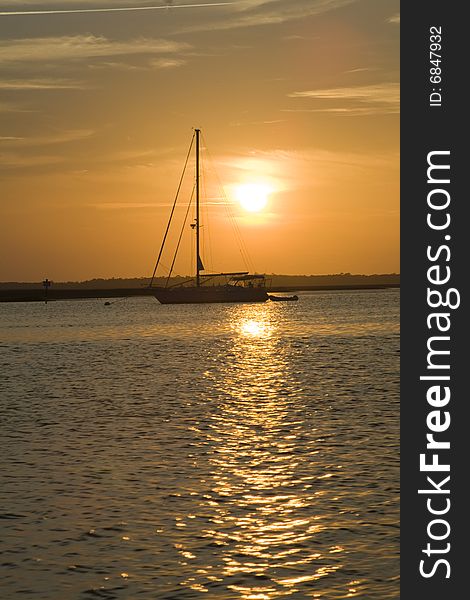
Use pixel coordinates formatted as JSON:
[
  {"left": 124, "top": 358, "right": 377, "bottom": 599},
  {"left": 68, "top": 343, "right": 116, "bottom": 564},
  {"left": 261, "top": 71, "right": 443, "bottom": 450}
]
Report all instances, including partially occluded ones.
[{"left": 235, "top": 183, "right": 270, "bottom": 212}]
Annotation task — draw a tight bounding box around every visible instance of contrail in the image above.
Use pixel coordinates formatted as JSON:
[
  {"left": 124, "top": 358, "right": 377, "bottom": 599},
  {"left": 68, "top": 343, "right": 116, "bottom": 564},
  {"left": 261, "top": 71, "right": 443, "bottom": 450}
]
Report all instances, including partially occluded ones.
[{"left": 0, "top": 2, "right": 235, "bottom": 17}]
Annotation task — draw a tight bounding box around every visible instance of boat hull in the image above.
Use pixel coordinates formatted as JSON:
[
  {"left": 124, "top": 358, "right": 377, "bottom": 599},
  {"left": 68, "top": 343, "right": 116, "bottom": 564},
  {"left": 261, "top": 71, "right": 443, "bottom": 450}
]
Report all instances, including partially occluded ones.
[
  {"left": 153, "top": 285, "right": 268, "bottom": 305},
  {"left": 268, "top": 294, "right": 299, "bottom": 302}
]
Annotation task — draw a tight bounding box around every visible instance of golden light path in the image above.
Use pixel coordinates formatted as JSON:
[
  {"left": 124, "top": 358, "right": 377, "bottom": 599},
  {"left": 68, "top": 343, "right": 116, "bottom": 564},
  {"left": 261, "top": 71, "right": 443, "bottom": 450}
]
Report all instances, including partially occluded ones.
[{"left": 171, "top": 303, "right": 358, "bottom": 598}]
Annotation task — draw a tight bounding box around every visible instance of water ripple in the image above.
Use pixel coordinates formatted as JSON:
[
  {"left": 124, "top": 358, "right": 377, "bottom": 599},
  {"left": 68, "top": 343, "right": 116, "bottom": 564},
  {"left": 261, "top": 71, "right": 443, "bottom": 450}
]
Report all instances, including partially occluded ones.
[{"left": 0, "top": 290, "right": 399, "bottom": 598}]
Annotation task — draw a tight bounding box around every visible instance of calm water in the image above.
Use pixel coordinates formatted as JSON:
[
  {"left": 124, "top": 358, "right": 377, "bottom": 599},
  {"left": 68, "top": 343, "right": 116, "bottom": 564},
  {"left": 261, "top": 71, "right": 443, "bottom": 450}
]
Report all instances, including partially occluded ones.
[{"left": 0, "top": 290, "right": 399, "bottom": 599}]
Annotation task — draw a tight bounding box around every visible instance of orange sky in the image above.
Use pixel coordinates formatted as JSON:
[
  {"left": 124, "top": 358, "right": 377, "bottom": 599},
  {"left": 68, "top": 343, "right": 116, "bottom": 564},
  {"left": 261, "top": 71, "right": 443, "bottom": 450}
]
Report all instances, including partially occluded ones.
[{"left": 0, "top": 0, "right": 399, "bottom": 281}]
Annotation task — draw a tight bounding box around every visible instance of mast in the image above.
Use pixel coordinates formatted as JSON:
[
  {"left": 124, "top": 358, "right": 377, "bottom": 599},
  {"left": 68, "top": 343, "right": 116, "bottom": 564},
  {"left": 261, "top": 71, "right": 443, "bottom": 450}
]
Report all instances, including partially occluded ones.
[{"left": 195, "top": 128, "right": 201, "bottom": 287}]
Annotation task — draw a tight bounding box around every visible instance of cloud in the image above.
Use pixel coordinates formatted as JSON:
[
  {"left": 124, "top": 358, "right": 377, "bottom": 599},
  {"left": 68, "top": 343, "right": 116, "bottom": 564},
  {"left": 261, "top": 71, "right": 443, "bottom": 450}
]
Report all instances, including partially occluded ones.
[
  {"left": 0, "top": 100, "right": 32, "bottom": 113},
  {"left": 91, "top": 202, "right": 160, "bottom": 211},
  {"left": 176, "top": 0, "right": 357, "bottom": 32},
  {"left": 0, "top": 78, "right": 86, "bottom": 90},
  {"left": 149, "top": 58, "right": 187, "bottom": 69},
  {"left": 232, "top": 1, "right": 274, "bottom": 9},
  {"left": 229, "top": 119, "right": 285, "bottom": 126},
  {"left": 87, "top": 61, "right": 145, "bottom": 71},
  {"left": 209, "top": 146, "right": 398, "bottom": 204},
  {"left": 387, "top": 13, "right": 400, "bottom": 24},
  {"left": 343, "top": 67, "right": 378, "bottom": 74},
  {"left": 288, "top": 83, "right": 400, "bottom": 115},
  {"left": 283, "top": 107, "right": 397, "bottom": 117},
  {"left": 0, "top": 129, "right": 95, "bottom": 147},
  {"left": 0, "top": 152, "right": 66, "bottom": 168},
  {"left": 0, "top": 130, "right": 96, "bottom": 171},
  {"left": 0, "top": 35, "right": 190, "bottom": 63},
  {"left": 0, "top": 102, "right": 17, "bottom": 112},
  {"left": 86, "top": 57, "right": 187, "bottom": 70}
]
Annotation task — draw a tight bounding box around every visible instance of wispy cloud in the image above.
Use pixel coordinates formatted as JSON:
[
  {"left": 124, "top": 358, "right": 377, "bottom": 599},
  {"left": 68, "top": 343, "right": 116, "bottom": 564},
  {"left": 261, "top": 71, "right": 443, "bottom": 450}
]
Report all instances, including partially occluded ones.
[
  {"left": 344, "top": 67, "right": 378, "bottom": 75},
  {"left": 90, "top": 202, "right": 160, "bottom": 211},
  {"left": 87, "top": 57, "right": 187, "bottom": 71},
  {"left": 387, "top": 13, "right": 400, "bottom": 24},
  {"left": 0, "top": 152, "right": 66, "bottom": 168},
  {"left": 87, "top": 61, "right": 145, "bottom": 71},
  {"left": 288, "top": 83, "right": 400, "bottom": 115},
  {"left": 283, "top": 107, "right": 397, "bottom": 117},
  {"left": 0, "top": 78, "right": 86, "bottom": 90},
  {"left": 0, "top": 101, "right": 16, "bottom": 112},
  {"left": 106, "top": 148, "right": 164, "bottom": 165},
  {"left": 0, "top": 100, "right": 32, "bottom": 113},
  {"left": 289, "top": 83, "right": 399, "bottom": 103},
  {"left": 229, "top": 118, "right": 285, "bottom": 126},
  {"left": 0, "top": 35, "right": 189, "bottom": 63},
  {"left": 211, "top": 146, "right": 398, "bottom": 202},
  {"left": 0, "top": 129, "right": 95, "bottom": 147},
  {"left": 149, "top": 58, "right": 187, "bottom": 69},
  {"left": 232, "top": 1, "right": 274, "bottom": 9},
  {"left": 176, "top": 0, "right": 357, "bottom": 32}
]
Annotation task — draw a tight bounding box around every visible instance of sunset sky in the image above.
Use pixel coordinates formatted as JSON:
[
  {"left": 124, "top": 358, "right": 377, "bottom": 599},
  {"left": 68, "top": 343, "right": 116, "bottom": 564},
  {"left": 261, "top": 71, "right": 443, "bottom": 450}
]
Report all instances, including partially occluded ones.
[{"left": 0, "top": 0, "right": 399, "bottom": 282}]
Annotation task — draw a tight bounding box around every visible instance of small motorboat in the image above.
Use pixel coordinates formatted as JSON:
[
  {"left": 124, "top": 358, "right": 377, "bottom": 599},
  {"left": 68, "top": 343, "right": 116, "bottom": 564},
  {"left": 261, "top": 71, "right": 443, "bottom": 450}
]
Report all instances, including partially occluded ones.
[{"left": 268, "top": 294, "right": 299, "bottom": 302}]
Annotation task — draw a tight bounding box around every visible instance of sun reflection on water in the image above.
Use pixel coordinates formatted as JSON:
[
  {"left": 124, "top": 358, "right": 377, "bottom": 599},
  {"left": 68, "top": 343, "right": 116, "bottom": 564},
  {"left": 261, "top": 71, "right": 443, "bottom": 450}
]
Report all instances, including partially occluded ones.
[
  {"left": 238, "top": 318, "right": 273, "bottom": 338},
  {"left": 174, "top": 303, "right": 349, "bottom": 598}
]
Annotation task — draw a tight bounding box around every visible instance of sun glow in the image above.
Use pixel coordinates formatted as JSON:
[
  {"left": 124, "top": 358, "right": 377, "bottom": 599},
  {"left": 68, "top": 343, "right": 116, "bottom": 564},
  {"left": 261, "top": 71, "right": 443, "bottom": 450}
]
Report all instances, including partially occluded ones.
[{"left": 235, "top": 183, "right": 271, "bottom": 212}]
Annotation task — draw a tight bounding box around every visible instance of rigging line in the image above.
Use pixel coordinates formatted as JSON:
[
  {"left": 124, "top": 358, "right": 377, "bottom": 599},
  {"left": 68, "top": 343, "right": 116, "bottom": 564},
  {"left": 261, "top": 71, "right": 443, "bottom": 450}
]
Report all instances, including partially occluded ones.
[
  {"left": 224, "top": 188, "right": 254, "bottom": 272},
  {"left": 158, "top": 260, "right": 171, "bottom": 275},
  {"left": 200, "top": 132, "right": 254, "bottom": 272},
  {"left": 190, "top": 215, "right": 194, "bottom": 278},
  {"left": 218, "top": 172, "right": 254, "bottom": 272},
  {"left": 221, "top": 184, "right": 252, "bottom": 272},
  {"left": 200, "top": 151, "right": 214, "bottom": 272},
  {"left": 166, "top": 184, "right": 195, "bottom": 288},
  {"left": 200, "top": 171, "right": 206, "bottom": 269},
  {"left": 151, "top": 259, "right": 172, "bottom": 280},
  {"left": 203, "top": 137, "right": 254, "bottom": 271},
  {"left": 149, "top": 132, "right": 195, "bottom": 287}
]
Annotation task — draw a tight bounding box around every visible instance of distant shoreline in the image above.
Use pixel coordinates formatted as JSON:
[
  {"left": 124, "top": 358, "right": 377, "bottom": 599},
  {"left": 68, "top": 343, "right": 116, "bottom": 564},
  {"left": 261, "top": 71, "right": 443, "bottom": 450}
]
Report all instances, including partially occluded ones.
[{"left": 0, "top": 283, "right": 399, "bottom": 303}]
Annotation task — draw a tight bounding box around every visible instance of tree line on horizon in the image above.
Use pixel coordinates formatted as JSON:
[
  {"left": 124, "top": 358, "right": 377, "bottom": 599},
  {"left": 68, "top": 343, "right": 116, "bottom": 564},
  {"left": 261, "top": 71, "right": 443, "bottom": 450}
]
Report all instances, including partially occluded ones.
[{"left": 1, "top": 273, "right": 400, "bottom": 289}]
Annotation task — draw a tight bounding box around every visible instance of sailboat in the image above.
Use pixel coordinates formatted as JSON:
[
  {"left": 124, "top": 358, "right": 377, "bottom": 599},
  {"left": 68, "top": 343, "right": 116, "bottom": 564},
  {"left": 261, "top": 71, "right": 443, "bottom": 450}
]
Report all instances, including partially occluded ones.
[{"left": 150, "top": 129, "right": 268, "bottom": 304}]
